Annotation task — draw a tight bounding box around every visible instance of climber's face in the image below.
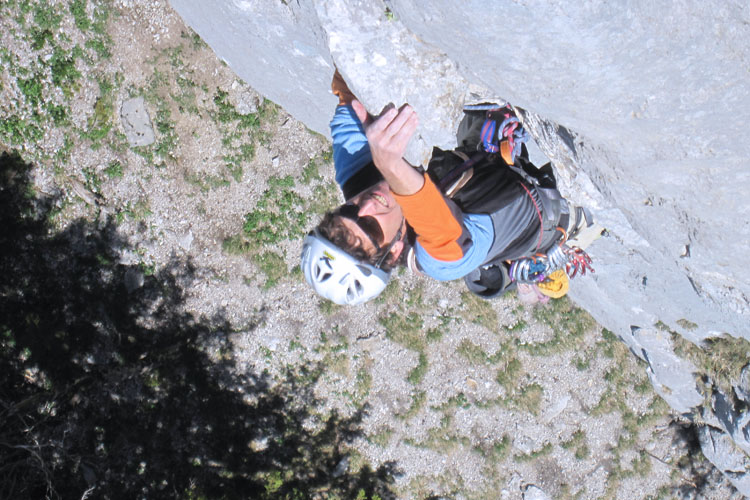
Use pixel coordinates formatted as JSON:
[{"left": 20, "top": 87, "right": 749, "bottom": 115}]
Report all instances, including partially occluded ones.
[{"left": 343, "top": 180, "right": 405, "bottom": 254}]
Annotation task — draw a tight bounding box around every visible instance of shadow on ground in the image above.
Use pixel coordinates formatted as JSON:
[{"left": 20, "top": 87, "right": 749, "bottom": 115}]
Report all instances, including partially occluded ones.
[
  {"left": 0, "top": 152, "right": 396, "bottom": 499},
  {"left": 670, "top": 421, "right": 731, "bottom": 499}
]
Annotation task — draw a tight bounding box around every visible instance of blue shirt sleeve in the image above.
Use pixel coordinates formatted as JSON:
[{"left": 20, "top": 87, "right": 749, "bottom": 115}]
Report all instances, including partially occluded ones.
[
  {"left": 414, "top": 213, "right": 494, "bottom": 280},
  {"left": 330, "top": 104, "right": 373, "bottom": 189}
]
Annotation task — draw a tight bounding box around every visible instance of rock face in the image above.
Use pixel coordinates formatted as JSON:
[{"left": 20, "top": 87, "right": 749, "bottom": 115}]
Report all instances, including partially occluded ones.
[
  {"left": 313, "top": 0, "right": 467, "bottom": 166},
  {"left": 169, "top": 0, "right": 750, "bottom": 492},
  {"left": 627, "top": 326, "right": 704, "bottom": 414},
  {"left": 700, "top": 424, "right": 750, "bottom": 495}
]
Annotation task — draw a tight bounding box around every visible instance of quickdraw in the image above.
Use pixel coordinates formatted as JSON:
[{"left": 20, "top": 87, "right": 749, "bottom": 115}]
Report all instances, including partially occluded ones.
[
  {"left": 565, "top": 246, "right": 595, "bottom": 278},
  {"left": 509, "top": 244, "right": 595, "bottom": 284},
  {"left": 509, "top": 257, "right": 548, "bottom": 283}
]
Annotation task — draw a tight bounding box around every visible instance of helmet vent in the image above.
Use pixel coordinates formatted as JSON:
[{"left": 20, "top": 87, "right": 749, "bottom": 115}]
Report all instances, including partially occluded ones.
[
  {"left": 345, "top": 279, "right": 364, "bottom": 302},
  {"left": 356, "top": 265, "right": 372, "bottom": 277},
  {"left": 313, "top": 262, "right": 332, "bottom": 282}
]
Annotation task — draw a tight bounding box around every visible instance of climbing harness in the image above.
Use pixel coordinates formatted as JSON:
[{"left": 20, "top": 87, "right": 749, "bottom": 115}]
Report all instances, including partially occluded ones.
[{"left": 437, "top": 104, "right": 601, "bottom": 300}]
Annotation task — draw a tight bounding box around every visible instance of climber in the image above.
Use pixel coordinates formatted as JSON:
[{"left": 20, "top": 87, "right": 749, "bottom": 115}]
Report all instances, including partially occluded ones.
[{"left": 301, "top": 71, "right": 598, "bottom": 305}]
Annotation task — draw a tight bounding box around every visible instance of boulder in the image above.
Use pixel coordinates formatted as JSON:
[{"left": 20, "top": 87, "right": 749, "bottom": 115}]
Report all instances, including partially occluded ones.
[
  {"left": 120, "top": 97, "right": 155, "bottom": 147},
  {"left": 628, "top": 326, "right": 704, "bottom": 414},
  {"left": 699, "top": 424, "right": 750, "bottom": 497}
]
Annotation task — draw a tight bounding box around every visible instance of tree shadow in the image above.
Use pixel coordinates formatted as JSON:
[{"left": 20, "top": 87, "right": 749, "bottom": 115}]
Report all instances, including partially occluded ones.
[
  {"left": 670, "top": 421, "right": 736, "bottom": 499},
  {"left": 0, "top": 152, "right": 397, "bottom": 499}
]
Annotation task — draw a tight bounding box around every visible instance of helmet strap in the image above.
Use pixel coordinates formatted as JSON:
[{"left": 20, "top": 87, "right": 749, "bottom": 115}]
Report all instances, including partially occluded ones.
[{"left": 374, "top": 217, "right": 406, "bottom": 269}]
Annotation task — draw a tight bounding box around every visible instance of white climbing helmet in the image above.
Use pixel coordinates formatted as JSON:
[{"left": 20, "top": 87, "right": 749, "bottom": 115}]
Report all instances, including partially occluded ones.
[{"left": 301, "top": 230, "right": 390, "bottom": 305}]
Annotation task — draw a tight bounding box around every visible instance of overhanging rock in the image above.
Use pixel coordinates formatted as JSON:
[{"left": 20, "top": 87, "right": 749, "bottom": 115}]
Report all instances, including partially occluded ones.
[{"left": 313, "top": 0, "right": 466, "bottom": 166}]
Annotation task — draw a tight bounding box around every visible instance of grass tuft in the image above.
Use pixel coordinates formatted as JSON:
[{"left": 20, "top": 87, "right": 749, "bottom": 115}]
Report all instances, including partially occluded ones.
[
  {"left": 407, "top": 352, "right": 428, "bottom": 385},
  {"left": 379, "top": 312, "right": 423, "bottom": 352},
  {"left": 508, "top": 382, "right": 544, "bottom": 415},
  {"left": 459, "top": 292, "right": 497, "bottom": 331},
  {"left": 519, "top": 297, "right": 596, "bottom": 356},
  {"left": 671, "top": 330, "right": 750, "bottom": 401},
  {"left": 251, "top": 251, "right": 288, "bottom": 289}
]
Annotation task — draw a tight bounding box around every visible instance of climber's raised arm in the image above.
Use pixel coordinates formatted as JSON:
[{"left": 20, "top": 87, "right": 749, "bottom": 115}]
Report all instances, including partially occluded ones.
[{"left": 357, "top": 102, "right": 423, "bottom": 196}]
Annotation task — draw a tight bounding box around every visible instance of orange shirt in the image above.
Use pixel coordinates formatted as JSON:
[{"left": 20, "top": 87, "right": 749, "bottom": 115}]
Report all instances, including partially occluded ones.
[{"left": 392, "top": 175, "right": 466, "bottom": 261}]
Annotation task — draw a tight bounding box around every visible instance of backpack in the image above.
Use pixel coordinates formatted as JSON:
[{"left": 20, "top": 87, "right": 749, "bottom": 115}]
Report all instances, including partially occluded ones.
[{"left": 425, "top": 107, "right": 570, "bottom": 298}]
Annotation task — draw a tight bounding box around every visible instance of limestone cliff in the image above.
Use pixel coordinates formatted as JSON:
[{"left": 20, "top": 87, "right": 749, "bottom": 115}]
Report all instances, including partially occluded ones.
[{"left": 169, "top": 0, "right": 750, "bottom": 493}]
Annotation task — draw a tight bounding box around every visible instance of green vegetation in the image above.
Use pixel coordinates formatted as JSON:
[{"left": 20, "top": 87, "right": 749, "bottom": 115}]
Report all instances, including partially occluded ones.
[
  {"left": 459, "top": 292, "right": 497, "bottom": 331},
  {"left": 515, "top": 442, "right": 553, "bottom": 462},
  {"left": 181, "top": 28, "right": 207, "bottom": 50},
  {"left": 0, "top": 0, "right": 113, "bottom": 157},
  {"left": 243, "top": 176, "right": 307, "bottom": 246},
  {"left": 17, "top": 76, "right": 43, "bottom": 107},
  {"left": 399, "top": 390, "right": 426, "bottom": 420},
  {"left": 456, "top": 339, "right": 489, "bottom": 365},
  {"left": 81, "top": 76, "right": 116, "bottom": 147},
  {"left": 425, "top": 325, "right": 445, "bottom": 342},
  {"left": 301, "top": 155, "right": 322, "bottom": 184},
  {"left": 104, "top": 160, "right": 123, "bottom": 179},
  {"left": 433, "top": 392, "right": 472, "bottom": 411},
  {"left": 252, "top": 251, "right": 288, "bottom": 289},
  {"left": 561, "top": 429, "right": 589, "bottom": 460},
  {"left": 645, "top": 486, "right": 672, "bottom": 500},
  {"left": 380, "top": 312, "right": 423, "bottom": 352},
  {"left": 317, "top": 299, "right": 341, "bottom": 316},
  {"left": 507, "top": 382, "right": 544, "bottom": 416},
  {"left": 404, "top": 414, "right": 470, "bottom": 453},
  {"left": 115, "top": 200, "right": 151, "bottom": 223},
  {"left": 31, "top": 3, "right": 62, "bottom": 49},
  {"left": 151, "top": 99, "right": 177, "bottom": 165},
  {"left": 478, "top": 434, "right": 511, "bottom": 463},
  {"left": 369, "top": 427, "right": 394, "bottom": 448},
  {"left": 82, "top": 165, "right": 102, "bottom": 193},
  {"left": 305, "top": 179, "right": 340, "bottom": 216},
  {"left": 676, "top": 318, "right": 698, "bottom": 331},
  {"left": 70, "top": 0, "right": 91, "bottom": 31},
  {"left": 50, "top": 46, "right": 83, "bottom": 95},
  {"left": 352, "top": 364, "right": 373, "bottom": 405},
  {"left": 219, "top": 145, "right": 337, "bottom": 289},
  {"left": 518, "top": 297, "right": 595, "bottom": 355},
  {"left": 211, "top": 90, "right": 278, "bottom": 180},
  {"left": 185, "top": 172, "right": 231, "bottom": 193},
  {"left": 407, "top": 352, "right": 428, "bottom": 384},
  {"left": 495, "top": 351, "right": 523, "bottom": 390},
  {"left": 670, "top": 328, "right": 750, "bottom": 403},
  {"left": 355, "top": 489, "right": 383, "bottom": 500}
]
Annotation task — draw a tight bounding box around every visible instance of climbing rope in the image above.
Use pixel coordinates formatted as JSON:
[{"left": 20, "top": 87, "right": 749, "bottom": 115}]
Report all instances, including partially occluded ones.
[{"left": 480, "top": 106, "right": 531, "bottom": 164}]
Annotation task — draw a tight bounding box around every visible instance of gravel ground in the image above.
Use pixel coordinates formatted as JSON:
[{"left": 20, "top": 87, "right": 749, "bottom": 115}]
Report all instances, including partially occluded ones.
[{"left": 0, "top": 1, "right": 743, "bottom": 498}]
